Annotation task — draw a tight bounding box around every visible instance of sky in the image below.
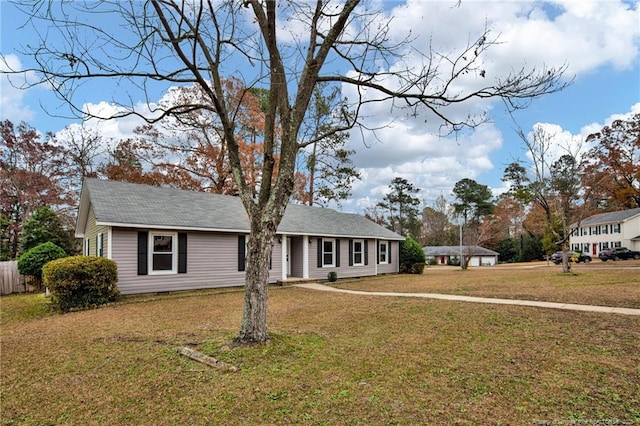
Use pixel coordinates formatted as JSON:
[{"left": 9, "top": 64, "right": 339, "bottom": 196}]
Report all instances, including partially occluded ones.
[{"left": 1, "top": 0, "right": 639, "bottom": 215}]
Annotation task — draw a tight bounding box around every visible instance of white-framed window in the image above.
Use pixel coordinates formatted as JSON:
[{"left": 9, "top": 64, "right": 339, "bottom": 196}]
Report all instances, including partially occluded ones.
[
  {"left": 612, "top": 223, "right": 621, "bottom": 233},
  {"left": 322, "top": 239, "right": 335, "bottom": 267},
  {"left": 613, "top": 241, "right": 622, "bottom": 248},
  {"left": 97, "top": 233, "right": 104, "bottom": 257},
  {"left": 352, "top": 239, "right": 364, "bottom": 266},
  {"left": 379, "top": 241, "right": 388, "bottom": 264},
  {"left": 149, "top": 232, "right": 177, "bottom": 274}
]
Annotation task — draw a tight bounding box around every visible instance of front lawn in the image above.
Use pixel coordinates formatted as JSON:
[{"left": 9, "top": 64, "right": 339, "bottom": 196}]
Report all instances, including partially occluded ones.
[{"left": 1, "top": 266, "right": 639, "bottom": 425}]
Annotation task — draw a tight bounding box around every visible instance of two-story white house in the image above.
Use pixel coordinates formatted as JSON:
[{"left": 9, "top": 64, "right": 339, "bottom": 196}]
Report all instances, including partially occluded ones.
[{"left": 570, "top": 208, "right": 640, "bottom": 256}]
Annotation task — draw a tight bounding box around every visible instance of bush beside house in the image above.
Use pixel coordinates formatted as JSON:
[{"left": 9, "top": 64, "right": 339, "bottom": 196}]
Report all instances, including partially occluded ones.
[
  {"left": 43, "top": 256, "right": 120, "bottom": 312},
  {"left": 399, "top": 237, "right": 426, "bottom": 274}
]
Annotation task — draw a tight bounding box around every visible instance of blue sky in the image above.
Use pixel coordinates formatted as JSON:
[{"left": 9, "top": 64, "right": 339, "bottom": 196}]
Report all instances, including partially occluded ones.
[{"left": 1, "top": 1, "right": 639, "bottom": 214}]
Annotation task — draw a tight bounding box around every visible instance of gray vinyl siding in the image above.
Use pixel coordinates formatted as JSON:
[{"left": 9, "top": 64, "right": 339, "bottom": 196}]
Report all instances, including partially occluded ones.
[
  {"left": 376, "top": 241, "right": 399, "bottom": 274},
  {"left": 84, "top": 206, "right": 109, "bottom": 257},
  {"left": 112, "top": 228, "right": 283, "bottom": 295},
  {"left": 308, "top": 237, "right": 390, "bottom": 280}
]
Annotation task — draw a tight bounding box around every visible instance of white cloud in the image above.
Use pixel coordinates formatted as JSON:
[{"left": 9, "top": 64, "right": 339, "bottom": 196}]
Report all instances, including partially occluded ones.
[
  {"left": 0, "top": 54, "right": 37, "bottom": 122},
  {"left": 334, "top": 0, "right": 640, "bottom": 211}
]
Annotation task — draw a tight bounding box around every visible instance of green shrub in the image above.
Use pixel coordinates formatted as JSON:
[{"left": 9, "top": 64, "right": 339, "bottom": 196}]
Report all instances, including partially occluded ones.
[
  {"left": 327, "top": 271, "right": 338, "bottom": 282},
  {"left": 43, "top": 256, "right": 120, "bottom": 312},
  {"left": 399, "top": 237, "right": 426, "bottom": 274},
  {"left": 17, "top": 242, "right": 67, "bottom": 280}
]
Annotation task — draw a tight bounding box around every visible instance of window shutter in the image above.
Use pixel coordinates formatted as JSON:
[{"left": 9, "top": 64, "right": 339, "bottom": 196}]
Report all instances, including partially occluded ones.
[
  {"left": 377, "top": 241, "right": 380, "bottom": 264},
  {"left": 364, "top": 240, "right": 369, "bottom": 265},
  {"left": 137, "top": 231, "right": 148, "bottom": 275},
  {"left": 336, "top": 239, "right": 341, "bottom": 267},
  {"left": 349, "top": 240, "right": 353, "bottom": 266},
  {"left": 388, "top": 241, "right": 392, "bottom": 263},
  {"left": 178, "top": 233, "right": 187, "bottom": 274},
  {"left": 238, "top": 235, "right": 246, "bottom": 272},
  {"left": 317, "top": 238, "right": 322, "bottom": 268}
]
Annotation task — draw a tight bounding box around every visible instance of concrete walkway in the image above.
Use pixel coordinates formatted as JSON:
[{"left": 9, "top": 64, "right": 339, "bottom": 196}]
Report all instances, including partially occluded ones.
[{"left": 294, "top": 283, "right": 640, "bottom": 316}]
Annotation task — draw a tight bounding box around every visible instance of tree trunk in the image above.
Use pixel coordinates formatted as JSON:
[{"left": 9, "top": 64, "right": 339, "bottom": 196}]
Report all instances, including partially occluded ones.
[
  {"left": 561, "top": 243, "right": 571, "bottom": 274},
  {"left": 235, "top": 225, "right": 275, "bottom": 344}
]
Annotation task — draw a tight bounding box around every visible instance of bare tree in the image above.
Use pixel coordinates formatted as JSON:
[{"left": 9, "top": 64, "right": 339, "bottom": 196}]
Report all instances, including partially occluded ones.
[
  {"left": 503, "top": 126, "right": 587, "bottom": 273},
  {"left": 2, "top": 1, "right": 569, "bottom": 343}
]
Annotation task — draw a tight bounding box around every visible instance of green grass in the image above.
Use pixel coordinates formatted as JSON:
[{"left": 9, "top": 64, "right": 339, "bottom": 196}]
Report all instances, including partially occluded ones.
[
  {"left": 0, "top": 293, "right": 52, "bottom": 325},
  {"left": 1, "top": 266, "right": 639, "bottom": 425}
]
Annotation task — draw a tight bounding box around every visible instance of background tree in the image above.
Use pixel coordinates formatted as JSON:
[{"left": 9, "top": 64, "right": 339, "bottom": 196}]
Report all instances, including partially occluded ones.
[
  {"left": 451, "top": 178, "right": 495, "bottom": 269},
  {"left": 420, "top": 195, "right": 456, "bottom": 246},
  {"left": 21, "top": 206, "right": 77, "bottom": 256},
  {"left": 452, "top": 178, "right": 494, "bottom": 224},
  {"left": 53, "top": 124, "right": 106, "bottom": 199},
  {"left": 582, "top": 113, "right": 640, "bottom": 209},
  {"left": 503, "top": 126, "right": 586, "bottom": 272},
  {"left": 17, "top": 241, "right": 67, "bottom": 286},
  {"left": 489, "top": 194, "right": 545, "bottom": 263},
  {"left": 377, "top": 177, "right": 422, "bottom": 237},
  {"left": 298, "top": 84, "right": 361, "bottom": 207},
  {"left": 0, "top": 120, "right": 72, "bottom": 259},
  {"left": 6, "top": 1, "right": 567, "bottom": 344},
  {"left": 132, "top": 80, "right": 270, "bottom": 195}
]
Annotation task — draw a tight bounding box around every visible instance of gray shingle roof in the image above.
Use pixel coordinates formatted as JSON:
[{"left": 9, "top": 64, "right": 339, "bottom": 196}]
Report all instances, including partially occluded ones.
[
  {"left": 422, "top": 246, "right": 499, "bottom": 256},
  {"left": 80, "top": 178, "right": 403, "bottom": 240},
  {"left": 579, "top": 208, "right": 640, "bottom": 226}
]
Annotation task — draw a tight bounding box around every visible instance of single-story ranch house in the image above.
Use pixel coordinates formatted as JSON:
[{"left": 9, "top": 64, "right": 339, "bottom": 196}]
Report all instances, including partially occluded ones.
[
  {"left": 570, "top": 208, "right": 640, "bottom": 256},
  {"left": 76, "top": 179, "right": 404, "bottom": 295},
  {"left": 423, "top": 245, "right": 499, "bottom": 266}
]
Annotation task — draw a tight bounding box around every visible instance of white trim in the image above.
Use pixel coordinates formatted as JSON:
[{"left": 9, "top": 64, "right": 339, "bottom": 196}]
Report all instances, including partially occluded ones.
[
  {"left": 281, "top": 235, "right": 288, "bottom": 281},
  {"left": 148, "top": 231, "right": 178, "bottom": 275},
  {"left": 302, "top": 235, "right": 309, "bottom": 278},
  {"left": 94, "top": 221, "right": 404, "bottom": 240},
  {"left": 107, "top": 227, "right": 113, "bottom": 259},
  {"left": 322, "top": 238, "right": 336, "bottom": 267},
  {"left": 352, "top": 239, "right": 365, "bottom": 266},
  {"left": 379, "top": 241, "right": 389, "bottom": 264},
  {"left": 97, "top": 233, "right": 104, "bottom": 257}
]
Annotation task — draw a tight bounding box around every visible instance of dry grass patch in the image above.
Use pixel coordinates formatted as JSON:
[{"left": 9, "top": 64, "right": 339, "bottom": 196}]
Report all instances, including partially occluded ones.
[
  {"left": 336, "top": 263, "right": 640, "bottom": 308},
  {"left": 1, "top": 274, "right": 639, "bottom": 425}
]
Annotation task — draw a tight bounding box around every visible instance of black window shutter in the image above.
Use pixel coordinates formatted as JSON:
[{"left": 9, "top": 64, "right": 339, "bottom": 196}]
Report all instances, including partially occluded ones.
[
  {"left": 364, "top": 240, "right": 369, "bottom": 265},
  {"left": 388, "top": 241, "right": 392, "bottom": 263},
  {"left": 348, "top": 240, "right": 353, "bottom": 266},
  {"left": 178, "top": 233, "right": 187, "bottom": 274},
  {"left": 377, "top": 241, "right": 380, "bottom": 264},
  {"left": 336, "top": 239, "right": 341, "bottom": 267},
  {"left": 137, "top": 231, "right": 148, "bottom": 275},
  {"left": 317, "top": 238, "right": 322, "bottom": 268},
  {"left": 238, "top": 235, "right": 246, "bottom": 272}
]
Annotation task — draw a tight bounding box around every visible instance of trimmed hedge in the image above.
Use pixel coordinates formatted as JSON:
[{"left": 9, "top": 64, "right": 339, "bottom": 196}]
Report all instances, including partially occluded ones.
[
  {"left": 43, "top": 256, "right": 120, "bottom": 312},
  {"left": 399, "top": 237, "right": 426, "bottom": 274},
  {"left": 17, "top": 242, "right": 67, "bottom": 280}
]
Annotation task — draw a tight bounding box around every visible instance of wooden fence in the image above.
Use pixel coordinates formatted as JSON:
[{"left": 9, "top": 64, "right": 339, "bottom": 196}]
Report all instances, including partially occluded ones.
[{"left": 0, "top": 261, "right": 40, "bottom": 296}]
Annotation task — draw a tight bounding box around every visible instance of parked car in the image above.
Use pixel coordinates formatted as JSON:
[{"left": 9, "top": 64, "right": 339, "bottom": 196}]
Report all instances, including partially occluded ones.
[
  {"left": 598, "top": 247, "right": 640, "bottom": 261},
  {"left": 550, "top": 251, "right": 592, "bottom": 265}
]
